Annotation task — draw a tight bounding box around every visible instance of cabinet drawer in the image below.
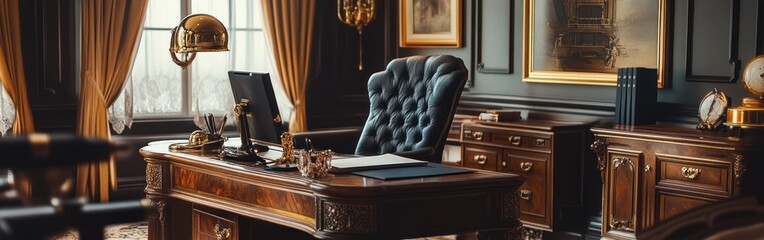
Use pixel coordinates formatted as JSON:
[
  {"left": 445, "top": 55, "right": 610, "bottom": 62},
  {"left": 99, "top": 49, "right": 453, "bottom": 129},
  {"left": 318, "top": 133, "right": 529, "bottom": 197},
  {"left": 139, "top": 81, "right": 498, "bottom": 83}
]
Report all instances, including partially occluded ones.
[
  {"left": 502, "top": 150, "right": 549, "bottom": 223},
  {"left": 193, "top": 205, "right": 238, "bottom": 240},
  {"left": 462, "top": 128, "right": 489, "bottom": 142},
  {"left": 462, "top": 145, "right": 499, "bottom": 171},
  {"left": 656, "top": 190, "right": 716, "bottom": 221},
  {"left": 492, "top": 132, "right": 550, "bottom": 151},
  {"left": 657, "top": 156, "right": 730, "bottom": 195}
]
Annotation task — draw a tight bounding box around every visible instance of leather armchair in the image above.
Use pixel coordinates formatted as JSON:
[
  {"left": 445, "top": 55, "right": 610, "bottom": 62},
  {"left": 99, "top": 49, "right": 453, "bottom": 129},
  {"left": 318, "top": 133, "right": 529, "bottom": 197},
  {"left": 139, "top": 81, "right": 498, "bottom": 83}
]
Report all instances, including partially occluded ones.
[
  {"left": 355, "top": 55, "right": 467, "bottom": 162},
  {"left": 296, "top": 55, "right": 467, "bottom": 163}
]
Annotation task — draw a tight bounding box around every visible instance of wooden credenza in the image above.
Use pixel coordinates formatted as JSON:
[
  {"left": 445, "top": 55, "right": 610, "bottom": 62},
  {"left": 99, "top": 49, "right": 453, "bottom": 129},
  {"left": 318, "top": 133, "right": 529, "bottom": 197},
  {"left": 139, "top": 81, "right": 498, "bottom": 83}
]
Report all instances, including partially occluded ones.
[
  {"left": 460, "top": 120, "right": 590, "bottom": 238},
  {"left": 590, "top": 124, "right": 762, "bottom": 239}
]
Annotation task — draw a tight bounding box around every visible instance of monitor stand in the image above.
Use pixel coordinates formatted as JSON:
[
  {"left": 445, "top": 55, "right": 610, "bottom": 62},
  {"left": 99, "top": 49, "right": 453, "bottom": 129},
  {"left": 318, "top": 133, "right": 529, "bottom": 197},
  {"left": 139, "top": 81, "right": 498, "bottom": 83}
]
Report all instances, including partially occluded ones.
[{"left": 222, "top": 101, "right": 267, "bottom": 164}]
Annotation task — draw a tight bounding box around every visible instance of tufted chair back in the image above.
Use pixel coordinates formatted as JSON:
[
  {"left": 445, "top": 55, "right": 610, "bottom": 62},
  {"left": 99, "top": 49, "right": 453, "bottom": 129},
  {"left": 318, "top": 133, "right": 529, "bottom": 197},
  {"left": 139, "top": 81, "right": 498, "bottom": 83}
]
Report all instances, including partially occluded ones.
[{"left": 355, "top": 55, "right": 467, "bottom": 162}]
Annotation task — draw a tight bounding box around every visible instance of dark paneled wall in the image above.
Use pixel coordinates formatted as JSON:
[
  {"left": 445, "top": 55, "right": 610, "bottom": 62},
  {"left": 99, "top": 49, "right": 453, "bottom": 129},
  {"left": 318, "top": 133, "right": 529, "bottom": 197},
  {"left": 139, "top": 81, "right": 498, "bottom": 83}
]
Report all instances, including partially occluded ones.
[
  {"left": 373, "top": 0, "right": 764, "bottom": 125},
  {"left": 307, "top": 1, "right": 386, "bottom": 129},
  {"left": 19, "top": 0, "right": 78, "bottom": 133}
]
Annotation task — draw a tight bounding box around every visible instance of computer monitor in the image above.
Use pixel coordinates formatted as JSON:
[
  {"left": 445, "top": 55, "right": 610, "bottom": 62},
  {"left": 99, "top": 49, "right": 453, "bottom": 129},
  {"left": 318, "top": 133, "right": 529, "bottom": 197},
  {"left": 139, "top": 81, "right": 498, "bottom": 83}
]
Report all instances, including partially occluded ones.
[{"left": 228, "top": 71, "right": 285, "bottom": 147}]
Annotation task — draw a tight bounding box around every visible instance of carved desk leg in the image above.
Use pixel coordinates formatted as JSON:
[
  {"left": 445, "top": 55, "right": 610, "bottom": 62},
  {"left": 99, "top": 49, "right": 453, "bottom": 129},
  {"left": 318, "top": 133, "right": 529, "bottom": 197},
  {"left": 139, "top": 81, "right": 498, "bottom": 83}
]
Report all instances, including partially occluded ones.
[
  {"left": 145, "top": 160, "right": 171, "bottom": 240},
  {"left": 477, "top": 192, "right": 522, "bottom": 240},
  {"left": 521, "top": 227, "right": 543, "bottom": 240},
  {"left": 146, "top": 196, "right": 169, "bottom": 240}
]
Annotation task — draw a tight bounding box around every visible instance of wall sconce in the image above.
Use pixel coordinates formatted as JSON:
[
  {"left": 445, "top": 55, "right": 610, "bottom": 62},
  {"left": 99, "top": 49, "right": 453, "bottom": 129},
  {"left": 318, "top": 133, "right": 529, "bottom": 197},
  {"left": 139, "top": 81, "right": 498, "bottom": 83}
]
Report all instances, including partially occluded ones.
[
  {"left": 169, "top": 14, "right": 229, "bottom": 69},
  {"left": 337, "top": 0, "right": 375, "bottom": 71}
]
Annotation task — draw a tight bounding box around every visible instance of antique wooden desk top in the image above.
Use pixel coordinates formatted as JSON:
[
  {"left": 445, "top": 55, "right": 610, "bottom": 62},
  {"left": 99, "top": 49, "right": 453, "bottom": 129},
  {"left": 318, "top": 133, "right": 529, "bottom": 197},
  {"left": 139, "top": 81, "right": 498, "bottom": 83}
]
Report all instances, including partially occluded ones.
[{"left": 141, "top": 142, "right": 525, "bottom": 239}]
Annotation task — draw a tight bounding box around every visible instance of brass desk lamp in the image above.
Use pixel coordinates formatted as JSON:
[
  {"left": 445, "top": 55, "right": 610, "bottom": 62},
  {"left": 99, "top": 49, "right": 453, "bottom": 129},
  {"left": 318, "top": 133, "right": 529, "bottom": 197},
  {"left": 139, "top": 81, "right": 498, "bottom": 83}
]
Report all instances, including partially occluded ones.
[{"left": 169, "top": 14, "right": 229, "bottom": 68}]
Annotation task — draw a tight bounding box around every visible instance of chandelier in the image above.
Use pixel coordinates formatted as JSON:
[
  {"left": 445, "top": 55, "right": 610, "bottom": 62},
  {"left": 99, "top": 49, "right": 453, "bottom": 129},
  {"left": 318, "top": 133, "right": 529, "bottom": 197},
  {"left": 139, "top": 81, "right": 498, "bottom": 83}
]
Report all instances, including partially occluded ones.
[{"left": 337, "top": 0, "right": 375, "bottom": 71}]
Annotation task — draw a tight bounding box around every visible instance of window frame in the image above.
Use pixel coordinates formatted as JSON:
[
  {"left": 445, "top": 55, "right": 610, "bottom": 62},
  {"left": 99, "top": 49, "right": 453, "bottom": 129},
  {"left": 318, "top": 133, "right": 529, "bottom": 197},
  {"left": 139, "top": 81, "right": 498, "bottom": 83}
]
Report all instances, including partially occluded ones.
[
  {"left": 130, "top": 0, "right": 268, "bottom": 120},
  {"left": 115, "top": 0, "right": 275, "bottom": 136}
]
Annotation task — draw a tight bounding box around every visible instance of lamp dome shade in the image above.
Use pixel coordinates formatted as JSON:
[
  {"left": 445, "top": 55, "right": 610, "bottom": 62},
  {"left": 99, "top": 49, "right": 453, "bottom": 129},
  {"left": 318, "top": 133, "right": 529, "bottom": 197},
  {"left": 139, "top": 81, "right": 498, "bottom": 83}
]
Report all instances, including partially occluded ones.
[{"left": 170, "top": 14, "right": 229, "bottom": 53}]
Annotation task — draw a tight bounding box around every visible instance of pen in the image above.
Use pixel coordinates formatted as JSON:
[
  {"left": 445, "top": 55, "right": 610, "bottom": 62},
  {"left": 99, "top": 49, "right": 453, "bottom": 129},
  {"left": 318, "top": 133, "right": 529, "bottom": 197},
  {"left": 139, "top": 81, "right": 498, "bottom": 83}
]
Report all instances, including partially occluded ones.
[
  {"left": 217, "top": 114, "right": 227, "bottom": 136},
  {"left": 305, "top": 138, "right": 313, "bottom": 151},
  {"left": 204, "top": 113, "right": 215, "bottom": 134},
  {"left": 207, "top": 113, "right": 216, "bottom": 134}
]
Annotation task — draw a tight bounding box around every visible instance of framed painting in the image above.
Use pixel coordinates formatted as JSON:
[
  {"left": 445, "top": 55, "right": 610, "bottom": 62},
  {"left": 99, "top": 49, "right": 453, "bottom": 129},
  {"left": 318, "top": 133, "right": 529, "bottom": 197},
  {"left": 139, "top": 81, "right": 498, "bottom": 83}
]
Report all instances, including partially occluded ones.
[
  {"left": 400, "top": 0, "right": 462, "bottom": 48},
  {"left": 523, "top": 0, "right": 669, "bottom": 87}
]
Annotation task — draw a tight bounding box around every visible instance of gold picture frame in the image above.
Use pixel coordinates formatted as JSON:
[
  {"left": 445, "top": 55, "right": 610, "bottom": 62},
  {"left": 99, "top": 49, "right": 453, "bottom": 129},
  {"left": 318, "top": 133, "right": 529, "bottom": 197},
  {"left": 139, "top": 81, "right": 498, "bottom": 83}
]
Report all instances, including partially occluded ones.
[
  {"left": 400, "top": 0, "right": 462, "bottom": 48},
  {"left": 523, "top": 0, "right": 669, "bottom": 87}
]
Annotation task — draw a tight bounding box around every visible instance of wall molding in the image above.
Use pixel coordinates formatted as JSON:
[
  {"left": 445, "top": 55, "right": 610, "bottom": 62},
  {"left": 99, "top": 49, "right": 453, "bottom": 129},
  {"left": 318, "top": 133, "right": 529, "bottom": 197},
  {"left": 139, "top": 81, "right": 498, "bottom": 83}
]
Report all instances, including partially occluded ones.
[
  {"left": 458, "top": 93, "right": 698, "bottom": 125},
  {"left": 458, "top": 93, "right": 613, "bottom": 118},
  {"left": 684, "top": 0, "right": 741, "bottom": 83},
  {"left": 758, "top": 0, "right": 763, "bottom": 54},
  {"left": 472, "top": 0, "right": 514, "bottom": 75}
]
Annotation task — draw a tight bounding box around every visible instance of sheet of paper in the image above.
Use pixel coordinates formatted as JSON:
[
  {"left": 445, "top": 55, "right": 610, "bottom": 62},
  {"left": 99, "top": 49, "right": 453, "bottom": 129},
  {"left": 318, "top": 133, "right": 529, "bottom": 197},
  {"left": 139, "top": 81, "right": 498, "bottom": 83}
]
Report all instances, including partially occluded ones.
[{"left": 330, "top": 154, "right": 427, "bottom": 173}]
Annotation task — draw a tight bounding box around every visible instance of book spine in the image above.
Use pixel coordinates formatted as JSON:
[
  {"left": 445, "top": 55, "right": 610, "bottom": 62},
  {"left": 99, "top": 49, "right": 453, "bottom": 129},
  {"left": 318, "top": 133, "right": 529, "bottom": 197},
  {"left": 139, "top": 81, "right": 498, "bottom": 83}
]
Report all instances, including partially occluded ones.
[
  {"left": 633, "top": 67, "right": 642, "bottom": 125},
  {"left": 634, "top": 68, "right": 658, "bottom": 125},
  {"left": 625, "top": 67, "right": 633, "bottom": 125},
  {"left": 615, "top": 68, "right": 624, "bottom": 124}
]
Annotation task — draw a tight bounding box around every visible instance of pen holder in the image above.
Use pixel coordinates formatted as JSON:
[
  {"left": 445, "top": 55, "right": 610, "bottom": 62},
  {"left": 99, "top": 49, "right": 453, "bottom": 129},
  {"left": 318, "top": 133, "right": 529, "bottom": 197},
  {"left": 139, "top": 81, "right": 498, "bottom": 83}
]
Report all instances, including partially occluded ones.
[
  {"left": 201, "top": 136, "right": 225, "bottom": 154},
  {"left": 297, "top": 149, "right": 333, "bottom": 178}
]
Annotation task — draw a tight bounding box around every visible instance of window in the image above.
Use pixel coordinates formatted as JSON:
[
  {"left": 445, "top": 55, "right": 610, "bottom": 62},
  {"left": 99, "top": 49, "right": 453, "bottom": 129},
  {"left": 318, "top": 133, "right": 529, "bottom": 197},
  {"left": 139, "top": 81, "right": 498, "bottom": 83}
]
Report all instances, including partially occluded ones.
[
  {"left": 0, "top": 85, "right": 13, "bottom": 136},
  {"left": 121, "top": 0, "right": 289, "bottom": 123}
]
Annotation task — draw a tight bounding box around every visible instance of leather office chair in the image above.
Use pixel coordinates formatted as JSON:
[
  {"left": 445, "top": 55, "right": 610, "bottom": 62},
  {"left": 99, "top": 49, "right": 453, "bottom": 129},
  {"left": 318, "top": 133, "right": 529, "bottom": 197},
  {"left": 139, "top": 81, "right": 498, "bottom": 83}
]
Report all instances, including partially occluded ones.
[{"left": 297, "top": 55, "right": 468, "bottom": 162}]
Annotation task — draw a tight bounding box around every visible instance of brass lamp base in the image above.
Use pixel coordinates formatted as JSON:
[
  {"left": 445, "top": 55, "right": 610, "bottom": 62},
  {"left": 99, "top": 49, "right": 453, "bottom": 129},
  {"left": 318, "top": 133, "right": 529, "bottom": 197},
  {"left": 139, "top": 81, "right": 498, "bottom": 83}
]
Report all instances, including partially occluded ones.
[{"left": 725, "top": 97, "right": 764, "bottom": 128}]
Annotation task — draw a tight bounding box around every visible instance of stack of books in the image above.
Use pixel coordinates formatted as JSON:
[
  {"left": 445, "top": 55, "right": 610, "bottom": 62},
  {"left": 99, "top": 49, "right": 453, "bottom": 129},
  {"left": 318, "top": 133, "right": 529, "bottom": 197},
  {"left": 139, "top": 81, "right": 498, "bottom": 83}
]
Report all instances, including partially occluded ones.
[{"left": 615, "top": 67, "right": 658, "bottom": 125}]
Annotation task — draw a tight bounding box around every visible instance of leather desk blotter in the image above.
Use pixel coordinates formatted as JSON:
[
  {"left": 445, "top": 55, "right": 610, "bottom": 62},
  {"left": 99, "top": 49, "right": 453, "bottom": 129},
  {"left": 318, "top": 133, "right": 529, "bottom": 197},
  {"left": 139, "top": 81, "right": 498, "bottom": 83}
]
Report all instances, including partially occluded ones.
[{"left": 352, "top": 163, "right": 474, "bottom": 180}]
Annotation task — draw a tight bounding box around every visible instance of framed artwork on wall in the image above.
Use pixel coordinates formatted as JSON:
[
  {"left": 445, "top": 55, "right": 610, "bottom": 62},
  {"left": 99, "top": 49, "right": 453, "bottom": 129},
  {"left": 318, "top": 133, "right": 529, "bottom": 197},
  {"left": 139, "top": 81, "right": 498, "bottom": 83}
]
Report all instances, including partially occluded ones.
[
  {"left": 522, "top": 0, "right": 669, "bottom": 87},
  {"left": 400, "top": 0, "right": 462, "bottom": 48}
]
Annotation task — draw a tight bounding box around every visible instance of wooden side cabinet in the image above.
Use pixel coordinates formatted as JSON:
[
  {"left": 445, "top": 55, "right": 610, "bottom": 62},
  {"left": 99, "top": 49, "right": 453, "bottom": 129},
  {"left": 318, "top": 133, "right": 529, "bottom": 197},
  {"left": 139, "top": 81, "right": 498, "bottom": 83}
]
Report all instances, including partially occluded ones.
[
  {"left": 460, "top": 120, "right": 590, "bottom": 238},
  {"left": 590, "top": 124, "right": 762, "bottom": 240}
]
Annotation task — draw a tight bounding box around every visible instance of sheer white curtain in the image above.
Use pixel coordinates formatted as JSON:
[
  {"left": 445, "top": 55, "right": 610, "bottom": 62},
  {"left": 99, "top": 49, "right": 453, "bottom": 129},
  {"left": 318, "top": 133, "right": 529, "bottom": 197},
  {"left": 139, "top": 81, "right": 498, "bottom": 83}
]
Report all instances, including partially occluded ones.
[
  {"left": 110, "top": 0, "right": 291, "bottom": 131},
  {"left": 0, "top": 86, "right": 13, "bottom": 136}
]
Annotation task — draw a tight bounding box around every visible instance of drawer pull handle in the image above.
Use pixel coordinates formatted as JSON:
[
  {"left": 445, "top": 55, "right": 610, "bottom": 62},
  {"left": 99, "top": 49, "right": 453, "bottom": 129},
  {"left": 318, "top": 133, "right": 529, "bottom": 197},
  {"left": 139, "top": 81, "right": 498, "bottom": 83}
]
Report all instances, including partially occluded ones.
[
  {"left": 681, "top": 167, "right": 701, "bottom": 180},
  {"left": 520, "top": 162, "right": 533, "bottom": 172},
  {"left": 509, "top": 136, "right": 522, "bottom": 146},
  {"left": 214, "top": 224, "right": 231, "bottom": 240},
  {"left": 473, "top": 155, "right": 487, "bottom": 165},
  {"left": 535, "top": 139, "right": 545, "bottom": 146},
  {"left": 519, "top": 190, "right": 532, "bottom": 200},
  {"left": 472, "top": 131, "right": 484, "bottom": 141},
  {"left": 502, "top": 161, "right": 507, "bottom": 167},
  {"left": 645, "top": 164, "right": 651, "bottom": 172}
]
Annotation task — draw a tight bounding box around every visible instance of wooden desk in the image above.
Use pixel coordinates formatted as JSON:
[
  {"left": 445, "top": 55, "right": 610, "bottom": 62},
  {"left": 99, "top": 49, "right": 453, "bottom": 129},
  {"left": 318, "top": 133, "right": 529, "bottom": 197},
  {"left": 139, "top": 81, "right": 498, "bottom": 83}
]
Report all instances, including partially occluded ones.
[{"left": 141, "top": 143, "right": 525, "bottom": 239}]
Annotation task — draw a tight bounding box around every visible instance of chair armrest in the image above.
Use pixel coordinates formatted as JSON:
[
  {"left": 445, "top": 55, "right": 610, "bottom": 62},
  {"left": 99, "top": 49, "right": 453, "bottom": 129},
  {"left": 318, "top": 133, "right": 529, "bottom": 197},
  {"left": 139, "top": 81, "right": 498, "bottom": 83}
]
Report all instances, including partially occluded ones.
[
  {"left": 292, "top": 127, "right": 362, "bottom": 154},
  {"left": 391, "top": 147, "right": 441, "bottom": 163}
]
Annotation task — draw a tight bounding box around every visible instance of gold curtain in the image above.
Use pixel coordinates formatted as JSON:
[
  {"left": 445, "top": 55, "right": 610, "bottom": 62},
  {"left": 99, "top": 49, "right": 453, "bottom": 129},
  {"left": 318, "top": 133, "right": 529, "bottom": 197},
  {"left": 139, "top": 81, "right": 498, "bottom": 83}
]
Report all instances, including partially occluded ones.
[
  {"left": 77, "top": 0, "right": 147, "bottom": 202},
  {"left": 0, "top": 0, "right": 35, "bottom": 134},
  {"left": 261, "top": 0, "right": 316, "bottom": 132}
]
